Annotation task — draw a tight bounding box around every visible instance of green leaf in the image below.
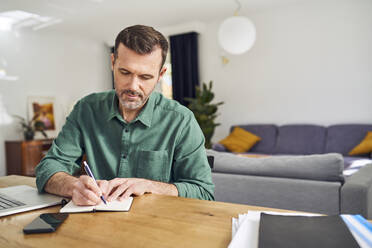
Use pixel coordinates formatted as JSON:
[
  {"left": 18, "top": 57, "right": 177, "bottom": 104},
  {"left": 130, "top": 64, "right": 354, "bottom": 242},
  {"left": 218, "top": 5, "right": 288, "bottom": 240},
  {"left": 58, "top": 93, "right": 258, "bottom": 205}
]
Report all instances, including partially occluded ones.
[
  {"left": 183, "top": 80, "right": 224, "bottom": 148},
  {"left": 34, "top": 121, "right": 45, "bottom": 131}
]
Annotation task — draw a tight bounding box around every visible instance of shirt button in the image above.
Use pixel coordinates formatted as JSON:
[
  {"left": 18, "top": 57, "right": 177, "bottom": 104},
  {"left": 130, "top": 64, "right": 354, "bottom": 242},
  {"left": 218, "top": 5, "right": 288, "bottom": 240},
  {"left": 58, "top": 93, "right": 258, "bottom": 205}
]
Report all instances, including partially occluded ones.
[
  {"left": 125, "top": 129, "right": 129, "bottom": 133},
  {"left": 123, "top": 155, "right": 126, "bottom": 159}
]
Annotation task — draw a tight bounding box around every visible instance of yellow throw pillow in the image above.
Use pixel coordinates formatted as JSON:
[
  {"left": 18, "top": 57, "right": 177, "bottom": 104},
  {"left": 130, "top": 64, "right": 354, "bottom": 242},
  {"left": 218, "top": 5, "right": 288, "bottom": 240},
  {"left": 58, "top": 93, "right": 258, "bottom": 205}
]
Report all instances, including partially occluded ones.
[
  {"left": 349, "top": 131, "right": 372, "bottom": 156},
  {"left": 219, "top": 127, "right": 261, "bottom": 153}
]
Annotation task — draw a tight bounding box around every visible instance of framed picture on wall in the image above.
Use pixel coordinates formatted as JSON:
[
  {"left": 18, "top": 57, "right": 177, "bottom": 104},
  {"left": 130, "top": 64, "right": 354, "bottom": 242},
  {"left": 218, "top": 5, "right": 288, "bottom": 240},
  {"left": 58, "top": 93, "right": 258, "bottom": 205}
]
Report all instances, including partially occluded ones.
[{"left": 27, "top": 96, "right": 57, "bottom": 139}]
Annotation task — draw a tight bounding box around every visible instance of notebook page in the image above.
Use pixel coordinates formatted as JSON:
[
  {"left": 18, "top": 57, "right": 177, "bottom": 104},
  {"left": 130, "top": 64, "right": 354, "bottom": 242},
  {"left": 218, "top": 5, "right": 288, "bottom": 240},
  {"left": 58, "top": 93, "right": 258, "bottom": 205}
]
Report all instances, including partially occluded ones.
[
  {"left": 95, "top": 197, "right": 133, "bottom": 211},
  {"left": 60, "top": 201, "right": 94, "bottom": 213}
]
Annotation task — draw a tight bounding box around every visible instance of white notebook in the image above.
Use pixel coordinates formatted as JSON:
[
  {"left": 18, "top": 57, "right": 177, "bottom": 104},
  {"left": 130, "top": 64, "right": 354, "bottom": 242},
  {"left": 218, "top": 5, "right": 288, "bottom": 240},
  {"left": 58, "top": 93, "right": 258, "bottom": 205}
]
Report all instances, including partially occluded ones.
[{"left": 60, "top": 197, "right": 133, "bottom": 213}]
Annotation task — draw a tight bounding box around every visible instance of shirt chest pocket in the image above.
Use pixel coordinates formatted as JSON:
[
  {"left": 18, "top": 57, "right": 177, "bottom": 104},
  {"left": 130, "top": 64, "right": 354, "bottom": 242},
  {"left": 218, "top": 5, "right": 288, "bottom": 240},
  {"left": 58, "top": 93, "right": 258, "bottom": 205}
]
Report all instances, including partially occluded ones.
[{"left": 135, "top": 150, "right": 170, "bottom": 182}]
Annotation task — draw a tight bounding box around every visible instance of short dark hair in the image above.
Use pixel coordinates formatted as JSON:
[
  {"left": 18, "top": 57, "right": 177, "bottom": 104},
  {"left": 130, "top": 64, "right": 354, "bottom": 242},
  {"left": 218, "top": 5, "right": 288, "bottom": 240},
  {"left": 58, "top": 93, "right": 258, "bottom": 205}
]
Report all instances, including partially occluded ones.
[{"left": 114, "top": 25, "right": 168, "bottom": 69}]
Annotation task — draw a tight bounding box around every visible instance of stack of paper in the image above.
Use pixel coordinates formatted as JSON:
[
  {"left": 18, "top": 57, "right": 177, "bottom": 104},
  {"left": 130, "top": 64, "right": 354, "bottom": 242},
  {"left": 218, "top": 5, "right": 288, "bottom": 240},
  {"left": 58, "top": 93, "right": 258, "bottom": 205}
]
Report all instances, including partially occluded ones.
[
  {"left": 342, "top": 215, "right": 372, "bottom": 247},
  {"left": 229, "top": 211, "right": 372, "bottom": 248}
]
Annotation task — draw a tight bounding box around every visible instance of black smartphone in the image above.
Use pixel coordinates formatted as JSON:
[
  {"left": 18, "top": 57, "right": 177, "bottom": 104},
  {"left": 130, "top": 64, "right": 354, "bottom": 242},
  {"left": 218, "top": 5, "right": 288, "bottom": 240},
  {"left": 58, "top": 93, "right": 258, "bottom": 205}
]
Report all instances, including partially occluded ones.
[{"left": 23, "top": 213, "right": 69, "bottom": 234}]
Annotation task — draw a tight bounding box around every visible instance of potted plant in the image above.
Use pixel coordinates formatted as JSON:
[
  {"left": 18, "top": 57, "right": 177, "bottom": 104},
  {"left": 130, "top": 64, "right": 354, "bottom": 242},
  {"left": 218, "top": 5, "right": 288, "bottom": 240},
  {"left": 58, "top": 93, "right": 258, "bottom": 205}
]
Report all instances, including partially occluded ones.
[
  {"left": 185, "top": 81, "right": 224, "bottom": 149},
  {"left": 13, "top": 115, "right": 48, "bottom": 141}
]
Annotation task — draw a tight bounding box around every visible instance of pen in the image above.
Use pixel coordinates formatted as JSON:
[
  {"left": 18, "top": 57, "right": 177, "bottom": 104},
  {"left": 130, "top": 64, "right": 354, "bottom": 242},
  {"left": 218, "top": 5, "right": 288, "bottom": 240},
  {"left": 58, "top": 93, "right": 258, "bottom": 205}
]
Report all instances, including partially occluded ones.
[{"left": 83, "top": 161, "right": 107, "bottom": 205}]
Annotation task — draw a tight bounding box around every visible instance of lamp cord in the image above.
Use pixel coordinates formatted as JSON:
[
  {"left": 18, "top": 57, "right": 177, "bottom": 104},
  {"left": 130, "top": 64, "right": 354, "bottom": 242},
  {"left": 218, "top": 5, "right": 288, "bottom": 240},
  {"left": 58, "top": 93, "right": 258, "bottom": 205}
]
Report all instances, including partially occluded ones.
[{"left": 234, "top": 0, "right": 242, "bottom": 16}]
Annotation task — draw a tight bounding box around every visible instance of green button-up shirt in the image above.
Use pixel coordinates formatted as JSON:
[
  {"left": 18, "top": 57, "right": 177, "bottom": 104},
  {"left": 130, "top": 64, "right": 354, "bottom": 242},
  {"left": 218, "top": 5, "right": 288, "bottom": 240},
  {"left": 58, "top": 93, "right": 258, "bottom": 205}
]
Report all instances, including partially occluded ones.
[{"left": 35, "top": 90, "right": 214, "bottom": 200}]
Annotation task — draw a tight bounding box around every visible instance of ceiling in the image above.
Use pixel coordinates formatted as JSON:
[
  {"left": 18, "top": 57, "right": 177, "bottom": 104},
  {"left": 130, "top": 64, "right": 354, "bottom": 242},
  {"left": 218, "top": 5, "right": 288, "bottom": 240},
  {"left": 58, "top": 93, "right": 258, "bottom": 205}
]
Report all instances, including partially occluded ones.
[{"left": 1, "top": 0, "right": 310, "bottom": 42}]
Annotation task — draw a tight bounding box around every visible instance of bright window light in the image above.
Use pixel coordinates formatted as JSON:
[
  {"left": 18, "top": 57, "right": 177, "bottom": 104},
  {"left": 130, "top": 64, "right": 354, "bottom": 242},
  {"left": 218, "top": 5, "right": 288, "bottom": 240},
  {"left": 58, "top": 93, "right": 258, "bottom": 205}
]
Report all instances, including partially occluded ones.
[
  {"left": 0, "top": 16, "right": 13, "bottom": 31},
  {"left": 2, "top": 10, "right": 36, "bottom": 20},
  {"left": 0, "top": 69, "right": 19, "bottom": 81},
  {"left": 0, "top": 10, "right": 62, "bottom": 31}
]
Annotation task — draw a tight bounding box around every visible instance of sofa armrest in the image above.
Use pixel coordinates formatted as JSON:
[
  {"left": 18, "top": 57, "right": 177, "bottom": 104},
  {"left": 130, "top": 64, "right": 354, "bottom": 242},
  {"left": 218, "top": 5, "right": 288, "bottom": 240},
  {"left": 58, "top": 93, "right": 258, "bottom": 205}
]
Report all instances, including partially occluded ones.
[{"left": 341, "top": 163, "right": 372, "bottom": 219}]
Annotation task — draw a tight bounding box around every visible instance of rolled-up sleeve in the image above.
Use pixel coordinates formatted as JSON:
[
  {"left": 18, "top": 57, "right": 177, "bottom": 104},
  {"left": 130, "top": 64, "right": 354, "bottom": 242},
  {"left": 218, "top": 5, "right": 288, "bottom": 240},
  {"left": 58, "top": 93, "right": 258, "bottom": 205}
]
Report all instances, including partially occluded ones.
[
  {"left": 35, "top": 102, "right": 84, "bottom": 192},
  {"left": 172, "top": 114, "right": 215, "bottom": 201}
]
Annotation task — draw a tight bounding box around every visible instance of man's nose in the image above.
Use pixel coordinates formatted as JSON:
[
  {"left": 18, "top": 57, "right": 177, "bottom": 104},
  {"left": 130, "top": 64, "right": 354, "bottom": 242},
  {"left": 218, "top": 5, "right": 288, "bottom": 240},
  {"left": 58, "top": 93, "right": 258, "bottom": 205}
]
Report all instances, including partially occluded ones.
[{"left": 126, "top": 75, "right": 141, "bottom": 90}]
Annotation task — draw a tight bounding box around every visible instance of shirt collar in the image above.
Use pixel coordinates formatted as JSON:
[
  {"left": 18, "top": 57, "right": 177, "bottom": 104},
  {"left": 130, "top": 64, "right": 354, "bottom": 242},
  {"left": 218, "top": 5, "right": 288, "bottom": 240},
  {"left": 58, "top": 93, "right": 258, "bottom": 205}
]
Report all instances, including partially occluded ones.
[
  {"left": 107, "top": 91, "right": 156, "bottom": 127},
  {"left": 107, "top": 91, "right": 122, "bottom": 122},
  {"left": 134, "top": 92, "right": 155, "bottom": 127}
]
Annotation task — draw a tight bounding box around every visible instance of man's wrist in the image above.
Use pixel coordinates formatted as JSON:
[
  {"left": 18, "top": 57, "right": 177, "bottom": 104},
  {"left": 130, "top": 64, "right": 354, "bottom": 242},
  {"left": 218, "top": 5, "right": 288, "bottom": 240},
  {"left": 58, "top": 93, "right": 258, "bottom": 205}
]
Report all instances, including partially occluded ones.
[
  {"left": 147, "top": 180, "right": 178, "bottom": 196},
  {"left": 45, "top": 172, "right": 79, "bottom": 197}
]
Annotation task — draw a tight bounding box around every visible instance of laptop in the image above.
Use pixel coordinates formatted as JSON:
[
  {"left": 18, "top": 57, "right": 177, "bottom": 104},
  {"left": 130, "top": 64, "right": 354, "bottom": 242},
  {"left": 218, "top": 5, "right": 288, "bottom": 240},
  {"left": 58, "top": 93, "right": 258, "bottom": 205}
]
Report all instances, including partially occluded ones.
[{"left": 0, "top": 185, "right": 64, "bottom": 217}]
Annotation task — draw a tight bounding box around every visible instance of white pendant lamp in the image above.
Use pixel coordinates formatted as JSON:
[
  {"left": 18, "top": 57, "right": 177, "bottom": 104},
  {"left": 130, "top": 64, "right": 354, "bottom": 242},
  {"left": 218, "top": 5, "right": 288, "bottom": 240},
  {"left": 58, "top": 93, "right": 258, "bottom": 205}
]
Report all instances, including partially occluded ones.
[{"left": 218, "top": 0, "right": 256, "bottom": 55}]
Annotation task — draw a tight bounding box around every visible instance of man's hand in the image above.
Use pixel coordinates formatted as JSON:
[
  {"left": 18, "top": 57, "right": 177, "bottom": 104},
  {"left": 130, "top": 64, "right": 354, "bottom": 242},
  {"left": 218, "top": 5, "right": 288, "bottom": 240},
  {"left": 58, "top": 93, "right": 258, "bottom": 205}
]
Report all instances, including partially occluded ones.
[
  {"left": 97, "top": 178, "right": 178, "bottom": 202},
  {"left": 71, "top": 175, "right": 103, "bottom": 206},
  {"left": 44, "top": 172, "right": 178, "bottom": 205}
]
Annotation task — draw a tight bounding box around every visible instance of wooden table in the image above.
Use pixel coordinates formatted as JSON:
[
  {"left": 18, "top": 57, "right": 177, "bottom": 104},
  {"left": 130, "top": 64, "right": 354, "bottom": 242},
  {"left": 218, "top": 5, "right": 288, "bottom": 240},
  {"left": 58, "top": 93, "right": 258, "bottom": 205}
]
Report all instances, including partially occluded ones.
[{"left": 0, "top": 175, "right": 295, "bottom": 248}]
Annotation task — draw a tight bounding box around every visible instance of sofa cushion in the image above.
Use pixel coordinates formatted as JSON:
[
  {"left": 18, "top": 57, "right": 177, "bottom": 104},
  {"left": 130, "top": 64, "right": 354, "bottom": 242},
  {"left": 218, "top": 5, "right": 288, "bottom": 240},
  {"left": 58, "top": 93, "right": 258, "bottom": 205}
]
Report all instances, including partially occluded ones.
[
  {"left": 212, "top": 143, "right": 228, "bottom": 152},
  {"left": 325, "top": 124, "right": 372, "bottom": 156},
  {"left": 274, "top": 125, "right": 326, "bottom": 155},
  {"left": 219, "top": 127, "right": 261, "bottom": 153},
  {"left": 348, "top": 131, "right": 372, "bottom": 156},
  {"left": 343, "top": 156, "right": 371, "bottom": 169},
  {"left": 231, "top": 124, "right": 277, "bottom": 154},
  {"left": 206, "top": 149, "right": 344, "bottom": 183}
]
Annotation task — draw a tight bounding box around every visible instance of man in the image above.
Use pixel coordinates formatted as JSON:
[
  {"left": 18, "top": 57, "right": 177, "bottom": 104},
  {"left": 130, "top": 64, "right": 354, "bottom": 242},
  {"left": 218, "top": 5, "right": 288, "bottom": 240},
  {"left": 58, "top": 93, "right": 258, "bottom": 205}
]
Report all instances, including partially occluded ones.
[{"left": 35, "top": 25, "right": 214, "bottom": 205}]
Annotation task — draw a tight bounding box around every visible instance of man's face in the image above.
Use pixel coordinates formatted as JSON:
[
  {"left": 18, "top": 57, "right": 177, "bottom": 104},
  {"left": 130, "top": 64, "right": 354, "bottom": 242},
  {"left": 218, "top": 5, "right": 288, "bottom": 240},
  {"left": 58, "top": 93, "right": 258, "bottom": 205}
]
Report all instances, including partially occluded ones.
[{"left": 111, "top": 43, "right": 166, "bottom": 111}]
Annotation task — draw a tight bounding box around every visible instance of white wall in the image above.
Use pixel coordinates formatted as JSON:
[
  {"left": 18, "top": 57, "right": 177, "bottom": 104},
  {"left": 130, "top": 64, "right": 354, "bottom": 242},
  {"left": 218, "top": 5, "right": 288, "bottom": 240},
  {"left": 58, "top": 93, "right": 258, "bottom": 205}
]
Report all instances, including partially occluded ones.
[
  {"left": 1, "top": 0, "right": 371, "bottom": 175},
  {"left": 0, "top": 30, "right": 112, "bottom": 176},
  {"left": 199, "top": 0, "right": 372, "bottom": 142}
]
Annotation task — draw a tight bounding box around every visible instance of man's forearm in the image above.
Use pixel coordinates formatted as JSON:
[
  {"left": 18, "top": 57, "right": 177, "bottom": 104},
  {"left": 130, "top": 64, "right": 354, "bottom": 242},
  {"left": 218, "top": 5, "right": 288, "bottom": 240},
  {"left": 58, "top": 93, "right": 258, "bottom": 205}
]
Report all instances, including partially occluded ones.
[
  {"left": 148, "top": 180, "right": 178, "bottom": 196},
  {"left": 44, "top": 172, "right": 79, "bottom": 197}
]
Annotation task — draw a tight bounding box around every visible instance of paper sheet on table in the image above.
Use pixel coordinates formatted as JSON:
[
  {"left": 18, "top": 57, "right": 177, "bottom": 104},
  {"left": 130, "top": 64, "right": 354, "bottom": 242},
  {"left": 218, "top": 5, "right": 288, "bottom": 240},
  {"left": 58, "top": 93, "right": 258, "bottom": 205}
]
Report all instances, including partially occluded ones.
[{"left": 342, "top": 215, "right": 372, "bottom": 248}]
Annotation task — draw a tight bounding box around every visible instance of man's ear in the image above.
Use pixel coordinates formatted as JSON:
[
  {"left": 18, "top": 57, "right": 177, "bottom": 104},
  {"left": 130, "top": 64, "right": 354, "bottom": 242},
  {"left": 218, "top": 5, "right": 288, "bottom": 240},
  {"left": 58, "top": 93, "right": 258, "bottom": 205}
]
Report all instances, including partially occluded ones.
[
  {"left": 110, "top": 53, "right": 115, "bottom": 71},
  {"left": 158, "top": 67, "right": 167, "bottom": 81}
]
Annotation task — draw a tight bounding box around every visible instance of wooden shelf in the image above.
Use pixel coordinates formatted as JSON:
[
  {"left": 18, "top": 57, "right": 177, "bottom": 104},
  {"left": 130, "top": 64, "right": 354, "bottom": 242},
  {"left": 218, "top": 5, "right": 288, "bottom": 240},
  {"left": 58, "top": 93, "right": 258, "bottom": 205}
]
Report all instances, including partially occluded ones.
[{"left": 5, "top": 139, "right": 53, "bottom": 176}]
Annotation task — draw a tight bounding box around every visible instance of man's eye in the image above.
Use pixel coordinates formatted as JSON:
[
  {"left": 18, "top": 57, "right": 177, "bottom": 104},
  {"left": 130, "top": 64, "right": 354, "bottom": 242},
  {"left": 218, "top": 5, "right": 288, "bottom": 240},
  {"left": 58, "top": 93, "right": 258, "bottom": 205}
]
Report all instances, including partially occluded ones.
[
  {"left": 140, "top": 76, "right": 151, "bottom": 80},
  {"left": 120, "top": 70, "right": 130, "bottom": 75}
]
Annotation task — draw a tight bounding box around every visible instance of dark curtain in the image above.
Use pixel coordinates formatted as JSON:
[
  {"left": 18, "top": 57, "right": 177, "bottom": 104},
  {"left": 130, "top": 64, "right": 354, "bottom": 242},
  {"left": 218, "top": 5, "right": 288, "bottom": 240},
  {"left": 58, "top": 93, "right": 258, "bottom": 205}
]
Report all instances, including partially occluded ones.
[{"left": 169, "top": 32, "right": 199, "bottom": 106}]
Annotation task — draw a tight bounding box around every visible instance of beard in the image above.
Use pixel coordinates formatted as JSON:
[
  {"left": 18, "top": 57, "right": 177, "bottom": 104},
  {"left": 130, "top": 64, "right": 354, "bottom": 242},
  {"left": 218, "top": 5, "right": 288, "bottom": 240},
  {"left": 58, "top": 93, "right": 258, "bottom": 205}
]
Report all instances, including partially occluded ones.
[{"left": 117, "top": 89, "right": 147, "bottom": 110}]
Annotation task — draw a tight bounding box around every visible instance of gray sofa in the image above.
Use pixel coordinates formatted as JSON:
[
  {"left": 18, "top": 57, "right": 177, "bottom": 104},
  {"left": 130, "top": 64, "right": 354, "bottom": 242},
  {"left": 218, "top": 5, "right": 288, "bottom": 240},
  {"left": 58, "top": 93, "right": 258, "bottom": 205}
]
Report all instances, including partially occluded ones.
[{"left": 209, "top": 124, "right": 372, "bottom": 218}]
